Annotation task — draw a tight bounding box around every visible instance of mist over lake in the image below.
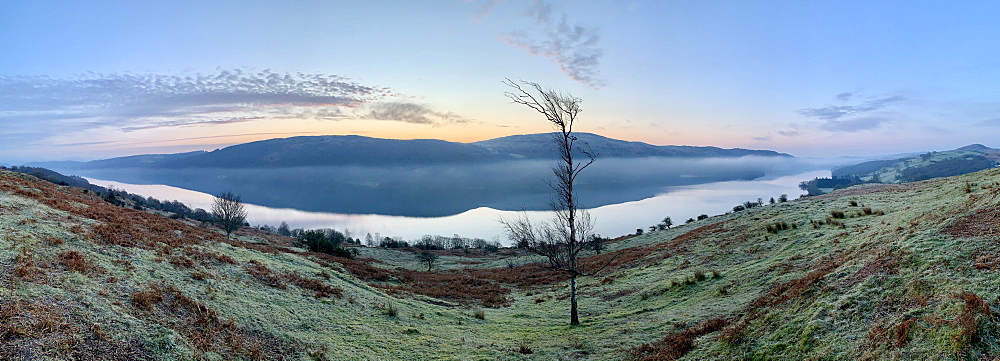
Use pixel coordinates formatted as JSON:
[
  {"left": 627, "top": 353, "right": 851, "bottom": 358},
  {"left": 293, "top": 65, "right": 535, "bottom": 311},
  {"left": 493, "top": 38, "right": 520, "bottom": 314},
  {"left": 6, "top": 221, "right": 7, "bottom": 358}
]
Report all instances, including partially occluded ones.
[
  {"left": 59, "top": 155, "right": 821, "bottom": 218},
  {"left": 86, "top": 168, "right": 829, "bottom": 244}
]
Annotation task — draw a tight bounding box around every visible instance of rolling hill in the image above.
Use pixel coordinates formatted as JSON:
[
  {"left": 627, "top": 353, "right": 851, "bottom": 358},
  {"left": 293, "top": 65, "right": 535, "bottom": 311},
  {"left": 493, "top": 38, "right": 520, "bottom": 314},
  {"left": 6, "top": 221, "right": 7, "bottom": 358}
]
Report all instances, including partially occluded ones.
[
  {"left": 832, "top": 144, "right": 1000, "bottom": 183},
  {"left": 472, "top": 133, "right": 791, "bottom": 160},
  {"left": 32, "top": 132, "right": 791, "bottom": 170},
  {"left": 1, "top": 165, "right": 997, "bottom": 359}
]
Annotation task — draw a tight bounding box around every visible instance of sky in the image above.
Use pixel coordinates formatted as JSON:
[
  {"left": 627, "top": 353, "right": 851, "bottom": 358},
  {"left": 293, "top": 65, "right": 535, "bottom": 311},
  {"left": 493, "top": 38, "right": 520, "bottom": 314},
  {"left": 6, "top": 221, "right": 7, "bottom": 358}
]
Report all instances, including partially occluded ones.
[{"left": 2, "top": 0, "right": 1000, "bottom": 163}]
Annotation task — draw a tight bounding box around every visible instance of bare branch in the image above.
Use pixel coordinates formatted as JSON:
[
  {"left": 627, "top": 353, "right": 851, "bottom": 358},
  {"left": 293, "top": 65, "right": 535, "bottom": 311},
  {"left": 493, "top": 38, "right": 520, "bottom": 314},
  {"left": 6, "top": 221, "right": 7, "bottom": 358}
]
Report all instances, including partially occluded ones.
[
  {"left": 499, "top": 79, "right": 602, "bottom": 325},
  {"left": 212, "top": 191, "right": 247, "bottom": 241}
]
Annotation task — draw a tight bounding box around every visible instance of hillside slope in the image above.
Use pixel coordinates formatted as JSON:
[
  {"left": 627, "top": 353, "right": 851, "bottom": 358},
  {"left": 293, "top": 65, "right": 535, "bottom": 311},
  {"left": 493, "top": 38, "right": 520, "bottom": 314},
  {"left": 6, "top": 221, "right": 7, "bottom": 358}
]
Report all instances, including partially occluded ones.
[
  {"left": 1, "top": 168, "right": 998, "bottom": 360},
  {"left": 832, "top": 145, "right": 999, "bottom": 183}
]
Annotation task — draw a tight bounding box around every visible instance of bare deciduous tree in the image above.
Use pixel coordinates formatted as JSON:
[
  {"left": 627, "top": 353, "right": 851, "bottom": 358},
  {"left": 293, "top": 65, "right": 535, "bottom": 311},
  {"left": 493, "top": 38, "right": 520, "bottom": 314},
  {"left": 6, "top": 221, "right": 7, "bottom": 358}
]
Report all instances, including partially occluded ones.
[
  {"left": 499, "top": 79, "right": 603, "bottom": 326},
  {"left": 212, "top": 191, "right": 247, "bottom": 240},
  {"left": 416, "top": 251, "right": 438, "bottom": 271}
]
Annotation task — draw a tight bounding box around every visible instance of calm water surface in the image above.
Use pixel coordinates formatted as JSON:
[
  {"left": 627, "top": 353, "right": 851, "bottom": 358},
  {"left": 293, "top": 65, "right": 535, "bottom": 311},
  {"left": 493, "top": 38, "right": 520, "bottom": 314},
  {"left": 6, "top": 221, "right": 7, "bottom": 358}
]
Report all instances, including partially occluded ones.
[{"left": 87, "top": 170, "right": 828, "bottom": 243}]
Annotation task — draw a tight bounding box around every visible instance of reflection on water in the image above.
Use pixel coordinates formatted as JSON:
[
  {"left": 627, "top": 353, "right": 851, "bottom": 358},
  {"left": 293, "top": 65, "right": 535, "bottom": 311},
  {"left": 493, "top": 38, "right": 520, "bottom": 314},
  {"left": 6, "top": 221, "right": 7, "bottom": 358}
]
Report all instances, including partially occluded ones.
[{"left": 87, "top": 170, "right": 828, "bottom": 244}]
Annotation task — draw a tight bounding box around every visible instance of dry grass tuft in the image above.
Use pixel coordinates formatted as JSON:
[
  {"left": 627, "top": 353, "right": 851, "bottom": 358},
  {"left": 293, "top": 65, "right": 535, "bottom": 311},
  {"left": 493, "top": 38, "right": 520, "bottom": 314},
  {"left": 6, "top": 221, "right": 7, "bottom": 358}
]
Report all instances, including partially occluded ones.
[
  {"left": 843, "top": 250, "right": 903, "bottom": 287},
  {"left": 0, "top": 298, "right": 154, "bottom": 360},
  {"left": 243, "top": 260, "right": 342, "bottom": 298},
  {"left": 284, "top": 272, "right": 343, "bottom": 299},
  {"left": 13, "top": 248, "right": 48, "bottom": 283},
  {"left": 953, "top": 292, "right": 994, "bottom": 354},
  {"left": 244, "top": 261, "right": 287, "bottom": 289},
  {"left": 58, "top": 250, "right": 103, "bottom": 275},
  {"left": 129, "top": 283, "right": 299, "bottom": 360},
  {"left": 749, "top": 256, "right": 843, "bottom": 310},
  {"left": 943, "top": 206, "right": 1000, "bottom": 239},
  {"left": 629, "top": 317, "right": 728, "bottom": 361}
]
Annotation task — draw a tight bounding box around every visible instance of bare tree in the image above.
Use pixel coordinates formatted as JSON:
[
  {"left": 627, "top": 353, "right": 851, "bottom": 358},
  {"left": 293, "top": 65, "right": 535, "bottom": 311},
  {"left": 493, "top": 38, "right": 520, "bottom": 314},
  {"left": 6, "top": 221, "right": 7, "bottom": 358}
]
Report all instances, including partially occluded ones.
[
  {"left": 416, "top": 251, "right": 438, "bottom": 271},
  {"left": 212, "top": 191, "right": 247, "bottom": 240},
  {"left": 499, "top": 79, "right": 602, "bottom": 326}
]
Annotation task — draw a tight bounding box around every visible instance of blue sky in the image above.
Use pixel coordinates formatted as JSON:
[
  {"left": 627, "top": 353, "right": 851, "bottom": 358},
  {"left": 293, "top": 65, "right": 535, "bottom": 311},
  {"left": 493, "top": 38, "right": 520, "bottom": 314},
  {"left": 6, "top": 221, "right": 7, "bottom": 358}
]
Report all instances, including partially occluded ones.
[{"left": 2, "top": 0, "right": 1000, "bottom": 162}]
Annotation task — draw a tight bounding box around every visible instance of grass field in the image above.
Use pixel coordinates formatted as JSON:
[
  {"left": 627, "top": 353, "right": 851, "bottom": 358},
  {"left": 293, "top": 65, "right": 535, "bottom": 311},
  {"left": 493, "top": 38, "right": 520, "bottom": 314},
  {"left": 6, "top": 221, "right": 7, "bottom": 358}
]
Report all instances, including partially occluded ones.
[{"left": 1, "top": 168, "right": 998, "bottom": 360}]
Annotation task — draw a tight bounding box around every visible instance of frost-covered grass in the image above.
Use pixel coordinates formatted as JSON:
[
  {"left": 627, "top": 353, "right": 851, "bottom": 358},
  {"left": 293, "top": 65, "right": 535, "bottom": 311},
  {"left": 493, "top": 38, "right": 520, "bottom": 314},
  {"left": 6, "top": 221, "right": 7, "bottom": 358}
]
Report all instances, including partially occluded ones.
[{"left": 1, "top": 168, "right": 998, "bottom": 360}]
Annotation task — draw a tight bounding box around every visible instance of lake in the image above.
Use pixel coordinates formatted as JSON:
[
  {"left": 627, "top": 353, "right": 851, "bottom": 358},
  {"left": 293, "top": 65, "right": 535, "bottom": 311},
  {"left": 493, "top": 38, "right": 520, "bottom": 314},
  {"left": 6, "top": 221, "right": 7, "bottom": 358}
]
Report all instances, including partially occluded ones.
[{"left": 86, "top": 169, "right": 829, "bottom": 244}]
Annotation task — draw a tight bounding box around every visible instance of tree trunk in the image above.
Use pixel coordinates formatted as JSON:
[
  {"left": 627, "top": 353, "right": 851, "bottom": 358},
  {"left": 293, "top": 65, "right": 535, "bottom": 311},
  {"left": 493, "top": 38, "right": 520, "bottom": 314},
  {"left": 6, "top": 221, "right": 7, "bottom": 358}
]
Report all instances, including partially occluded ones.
[{"left": 570, "top": 274, "right": 579, "bottom": 325}]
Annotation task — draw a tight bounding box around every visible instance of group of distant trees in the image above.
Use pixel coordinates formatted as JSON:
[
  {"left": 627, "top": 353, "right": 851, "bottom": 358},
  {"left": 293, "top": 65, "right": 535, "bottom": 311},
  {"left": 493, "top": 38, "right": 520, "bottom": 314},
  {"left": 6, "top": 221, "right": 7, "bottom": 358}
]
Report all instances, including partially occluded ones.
[
  {"left": 799, "top": 176, "right": 866, "bottom": 196},
  {"left": 254, "top": 222, "right": 505, "bottom": 254},
  {"left": 412, "top": 234, "right": 502, "bottom": 252},
  {"left": 731, "top": 194, "right": 789, "bottom": 212},
  {"left": 644, "top": 217, "right": 674, "bottom": 233}
]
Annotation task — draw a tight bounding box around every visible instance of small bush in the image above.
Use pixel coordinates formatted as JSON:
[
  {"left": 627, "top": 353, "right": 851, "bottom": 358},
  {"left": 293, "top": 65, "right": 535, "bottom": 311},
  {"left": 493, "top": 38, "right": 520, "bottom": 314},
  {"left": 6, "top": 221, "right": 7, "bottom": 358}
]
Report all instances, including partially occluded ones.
[
  {"left": 849, "top": 200, "right": 858, "bottom": 207},
  {"left": 473, "top": 308, "right": 485, "bottom": 320},
  {"left": 862, "top": 207, "right": 873, "bottom": 215},
  {"left": 830, "top": 210, "right": 846, "bottom": 219},
  {"left": 517, "top": 344, "right": 534, "bottom": 354}
]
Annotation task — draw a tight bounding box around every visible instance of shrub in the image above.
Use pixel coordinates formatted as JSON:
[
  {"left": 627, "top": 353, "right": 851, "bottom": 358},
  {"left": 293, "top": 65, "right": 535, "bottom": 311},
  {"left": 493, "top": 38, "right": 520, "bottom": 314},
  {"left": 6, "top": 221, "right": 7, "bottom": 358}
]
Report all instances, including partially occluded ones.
[
  {"left": 830, "top": 210, "right": 846, "bottom": 219},
  {"left": 849, "top": 200, "right": 858, "bottom": 207},
  {"left": 298, "top": 230, "right": 357, "bottom": 258},
  {"left": 862, "top": 207, "right": 873, "bottom": 215},
  {"left": 473, "top": 308, "right": 485, "bottom": 320}
]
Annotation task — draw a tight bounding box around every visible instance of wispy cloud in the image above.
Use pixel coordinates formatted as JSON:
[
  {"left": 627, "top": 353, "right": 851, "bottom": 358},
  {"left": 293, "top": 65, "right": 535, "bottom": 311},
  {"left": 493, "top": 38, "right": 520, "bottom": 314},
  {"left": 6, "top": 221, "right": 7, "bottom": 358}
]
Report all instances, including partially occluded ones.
[
  {"left": 501, "top": 0, "right": 604, "bottom": 87},
  {"left": 820, "top": 117, "right": 888, "bottom": 133},
  {"left": 797, "top": 95, "right": 905, "bottom": 121},
  {"left": 362, "top": 102, "right": 472, "bottom": 125},
  {"left": 976, "top": 117, "right": 1000, "bottom": 127},
  {"left": 795, "top": 94, "right": 905, "bottom": 133},
  {"left": 471, "top": 0, "right": 505, "bottom": 21},
  {"left": 0, "top": 70, "right": 392, "bottom": 135},
  {"left": 121, "top": 116, "right": 268, "bottom": 132}
]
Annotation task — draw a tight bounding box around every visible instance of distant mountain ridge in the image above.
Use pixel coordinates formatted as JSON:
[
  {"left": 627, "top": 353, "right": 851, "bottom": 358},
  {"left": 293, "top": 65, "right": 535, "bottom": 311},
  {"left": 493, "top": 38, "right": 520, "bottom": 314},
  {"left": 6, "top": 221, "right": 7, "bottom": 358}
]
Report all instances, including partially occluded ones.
[
  {"left": 33, "top": 132, "right": 791, "bottom": 170},
  {"left": 473, "top": 133, "right": 791, "bottom": 159}
]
